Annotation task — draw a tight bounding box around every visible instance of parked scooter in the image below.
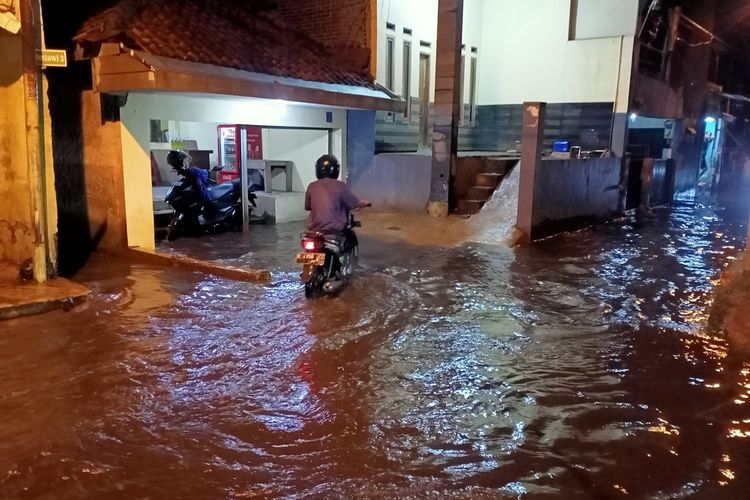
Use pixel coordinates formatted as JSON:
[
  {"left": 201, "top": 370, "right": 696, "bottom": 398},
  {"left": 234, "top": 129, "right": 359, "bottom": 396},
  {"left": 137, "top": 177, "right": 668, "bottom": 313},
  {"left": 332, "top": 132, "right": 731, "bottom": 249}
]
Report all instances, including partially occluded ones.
[
  {"left": 297, "top": 212, "right": 363, "bottom": 298},
  {"left": 165, "top": 175, "right": 257, "bottom": 241}
]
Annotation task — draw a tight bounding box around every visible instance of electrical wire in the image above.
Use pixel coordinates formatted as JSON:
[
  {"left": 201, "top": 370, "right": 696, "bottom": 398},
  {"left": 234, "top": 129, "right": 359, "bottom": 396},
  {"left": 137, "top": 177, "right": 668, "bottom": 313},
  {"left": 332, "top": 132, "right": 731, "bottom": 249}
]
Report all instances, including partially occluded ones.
[{"left": 676, "top": 36, "right": 713, "bottom": 48}]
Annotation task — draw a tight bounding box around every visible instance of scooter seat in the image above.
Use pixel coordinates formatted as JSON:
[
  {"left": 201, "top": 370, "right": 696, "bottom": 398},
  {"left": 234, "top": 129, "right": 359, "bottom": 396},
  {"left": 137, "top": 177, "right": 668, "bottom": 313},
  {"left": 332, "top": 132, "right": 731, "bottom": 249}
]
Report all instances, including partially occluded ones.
[{"left": 208, "top": 183, "right": 234, "bottom": 201}]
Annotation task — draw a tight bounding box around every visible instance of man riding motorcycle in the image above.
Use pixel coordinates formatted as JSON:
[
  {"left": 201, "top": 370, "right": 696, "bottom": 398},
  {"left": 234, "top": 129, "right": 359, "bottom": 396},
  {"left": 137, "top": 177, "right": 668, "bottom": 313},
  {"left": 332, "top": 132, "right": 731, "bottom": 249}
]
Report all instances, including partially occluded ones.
[
  {"left": 304, "top": 154, "right": 371, "bottom": 236},
  {"left": 300, "top": 154, "right": 371, "bottom": 294}
]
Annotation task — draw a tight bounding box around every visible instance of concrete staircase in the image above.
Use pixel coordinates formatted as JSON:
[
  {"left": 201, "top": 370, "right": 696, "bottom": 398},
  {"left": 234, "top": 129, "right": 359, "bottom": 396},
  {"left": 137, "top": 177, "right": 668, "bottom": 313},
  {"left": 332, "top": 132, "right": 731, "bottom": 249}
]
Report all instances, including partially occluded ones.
[{"left": 455, "top": 158, "right": 515, "bottom": 215}]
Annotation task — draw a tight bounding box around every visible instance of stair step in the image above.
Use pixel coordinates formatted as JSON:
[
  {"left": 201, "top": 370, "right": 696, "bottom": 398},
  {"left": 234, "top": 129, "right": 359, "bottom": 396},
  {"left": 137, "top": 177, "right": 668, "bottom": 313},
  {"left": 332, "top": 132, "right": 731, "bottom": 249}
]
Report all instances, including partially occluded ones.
[
  {"left": 456, "top": 199, "right": 486, "bottom": 214},
  {"left": 483, "top": 160, "right": 510, "bottom": 175},
  {"left": 467, "top": 185, "right": 495, "bottom": 200},
  {"left": 476, "top": 172, "right": 503, "bottom": 188}
]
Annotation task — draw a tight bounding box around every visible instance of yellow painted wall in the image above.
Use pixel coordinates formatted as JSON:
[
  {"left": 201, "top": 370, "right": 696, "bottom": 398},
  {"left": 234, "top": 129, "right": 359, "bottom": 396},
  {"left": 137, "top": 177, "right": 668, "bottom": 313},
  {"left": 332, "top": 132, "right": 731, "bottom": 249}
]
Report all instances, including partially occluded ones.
[
  {"left": 81, "top": 90, "right": 127, "bottom": 251},
  {"left": 0, "top": 1, "right": 58, "bottom": 277},
  {"left": 0, "top": 29, "right": 34, "bottom": 266},
  {"left": 42, "top": 76, "right": 58, "bottom": 270},
  {"left": 120, "top": 123, "right": 155, "bottom": 250}
]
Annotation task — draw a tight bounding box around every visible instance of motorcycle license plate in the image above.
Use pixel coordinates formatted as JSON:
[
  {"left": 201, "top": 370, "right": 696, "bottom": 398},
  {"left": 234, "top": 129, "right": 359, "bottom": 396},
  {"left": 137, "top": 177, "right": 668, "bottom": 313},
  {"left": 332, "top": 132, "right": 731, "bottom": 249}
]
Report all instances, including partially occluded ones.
[{"left": 296, "top": 252, "right": 325, "bottom": 265}]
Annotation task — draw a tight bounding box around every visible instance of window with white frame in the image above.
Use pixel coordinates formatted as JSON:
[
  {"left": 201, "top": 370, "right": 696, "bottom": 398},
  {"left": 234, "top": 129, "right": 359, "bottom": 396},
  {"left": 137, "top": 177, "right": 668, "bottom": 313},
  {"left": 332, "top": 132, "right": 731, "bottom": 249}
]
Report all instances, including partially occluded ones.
[
  {"left": 459, "top": 49, "right": 466, "bottom": 124},
  {"left": 403, "top": 40, "right": 412, "bottom": 118},
  {"left": 385, "top": 35, "right": 395, "bottom": 91},
  {"left": 468, "top": 52, "right": 478, "bottom": 124}
]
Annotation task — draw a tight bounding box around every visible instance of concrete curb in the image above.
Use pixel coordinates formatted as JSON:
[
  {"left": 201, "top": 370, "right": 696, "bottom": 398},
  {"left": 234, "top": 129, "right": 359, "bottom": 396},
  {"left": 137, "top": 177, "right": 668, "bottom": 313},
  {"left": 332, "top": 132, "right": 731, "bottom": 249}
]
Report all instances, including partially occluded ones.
[
  {"left": 0, "top": 279, "right": 91, "bottom": 321},
  {"left": 127, "top": 248, "right": 272, "bottom": 282}
]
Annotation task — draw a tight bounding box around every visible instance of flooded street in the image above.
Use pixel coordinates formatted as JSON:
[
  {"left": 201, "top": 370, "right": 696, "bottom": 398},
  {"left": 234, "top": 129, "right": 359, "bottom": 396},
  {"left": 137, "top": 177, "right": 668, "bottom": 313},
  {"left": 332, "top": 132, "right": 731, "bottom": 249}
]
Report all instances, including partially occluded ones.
[{"left": 2, "top": 198, "right": 750, "bottom": 498}]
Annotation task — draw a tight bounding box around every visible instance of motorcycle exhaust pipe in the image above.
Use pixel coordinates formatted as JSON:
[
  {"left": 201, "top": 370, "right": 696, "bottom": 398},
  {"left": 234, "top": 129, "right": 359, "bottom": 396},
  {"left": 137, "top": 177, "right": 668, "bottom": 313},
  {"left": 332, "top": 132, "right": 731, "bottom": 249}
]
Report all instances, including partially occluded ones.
[{"left": 322, "top": 280, "right": 345, "bottom": 294}]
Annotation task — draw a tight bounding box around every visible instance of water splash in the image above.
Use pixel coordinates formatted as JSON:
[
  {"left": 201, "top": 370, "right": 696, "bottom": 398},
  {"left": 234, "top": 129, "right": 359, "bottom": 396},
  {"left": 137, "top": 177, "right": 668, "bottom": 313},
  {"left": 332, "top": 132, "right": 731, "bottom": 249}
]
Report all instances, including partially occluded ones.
[{"left": 468, "top": 161, "right": 521, "bottom": 245}]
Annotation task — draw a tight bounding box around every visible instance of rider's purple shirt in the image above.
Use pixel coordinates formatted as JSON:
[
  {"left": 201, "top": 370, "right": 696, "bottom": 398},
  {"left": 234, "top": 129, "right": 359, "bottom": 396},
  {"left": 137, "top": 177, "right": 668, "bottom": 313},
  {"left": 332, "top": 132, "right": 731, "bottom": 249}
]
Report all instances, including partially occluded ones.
[{"left": 304, "top": 178, "right": 360, "bottom": 233}]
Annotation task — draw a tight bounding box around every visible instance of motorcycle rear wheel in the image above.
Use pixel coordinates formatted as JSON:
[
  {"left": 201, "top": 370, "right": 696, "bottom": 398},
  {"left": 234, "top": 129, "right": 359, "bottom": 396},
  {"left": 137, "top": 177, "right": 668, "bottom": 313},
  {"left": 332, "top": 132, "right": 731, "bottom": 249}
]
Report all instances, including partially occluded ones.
[{"left": 304, "top": 267, "right": 325, "bottom": 299}]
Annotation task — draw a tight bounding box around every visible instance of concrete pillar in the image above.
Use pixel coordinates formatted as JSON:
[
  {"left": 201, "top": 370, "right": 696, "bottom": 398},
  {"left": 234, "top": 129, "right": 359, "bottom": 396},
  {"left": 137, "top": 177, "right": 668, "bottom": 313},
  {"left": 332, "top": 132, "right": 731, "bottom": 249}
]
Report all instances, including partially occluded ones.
[
  {"left": 514, "top": 102, "right": 546, "bottom": 244},
  {"left": 82, "top": 91, "right": 128, "bottom": 252},
  {"left": 639, "top": 157, "right": 654, "bottom": 209},
  {"left": 611, "top": 113, "right": 628, "bottom": 158},
  {"left": 346, "top": 110, "right": 375, "bottom": 186},
  {"left": 612, "top": 35, "right": 635, "bottom": 159},
  {"left": 428, "top": 0, "right": 463, "bottom": 218},
  {"left": 20, "top": 0, "right": 48, "bottom": 281}
]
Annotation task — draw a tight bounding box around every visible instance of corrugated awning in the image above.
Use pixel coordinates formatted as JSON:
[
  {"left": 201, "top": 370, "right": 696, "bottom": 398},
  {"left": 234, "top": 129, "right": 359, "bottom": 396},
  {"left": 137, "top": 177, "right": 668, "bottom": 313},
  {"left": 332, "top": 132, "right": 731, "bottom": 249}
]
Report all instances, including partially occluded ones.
[{"left": 88, "top": 44, "right": 405, "bottom": 113}]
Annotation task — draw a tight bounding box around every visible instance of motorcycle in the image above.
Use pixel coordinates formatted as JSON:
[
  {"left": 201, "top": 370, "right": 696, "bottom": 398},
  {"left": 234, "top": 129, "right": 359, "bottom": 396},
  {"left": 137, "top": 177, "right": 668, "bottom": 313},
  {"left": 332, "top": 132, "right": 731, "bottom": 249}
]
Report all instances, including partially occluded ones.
[
  {"left": 165, "top": 174, "right": 257, "bottom": 241},
  {"left": 297, "top": 213, "right": 362, "bottom": 298}
]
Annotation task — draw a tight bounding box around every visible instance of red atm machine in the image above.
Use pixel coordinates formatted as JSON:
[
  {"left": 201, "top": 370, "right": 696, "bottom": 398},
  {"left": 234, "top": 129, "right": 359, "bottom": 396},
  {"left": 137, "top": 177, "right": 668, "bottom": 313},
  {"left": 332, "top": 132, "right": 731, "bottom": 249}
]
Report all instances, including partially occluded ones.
[{"left": 217, "top": 125, "right": 263, "bottom": 183}]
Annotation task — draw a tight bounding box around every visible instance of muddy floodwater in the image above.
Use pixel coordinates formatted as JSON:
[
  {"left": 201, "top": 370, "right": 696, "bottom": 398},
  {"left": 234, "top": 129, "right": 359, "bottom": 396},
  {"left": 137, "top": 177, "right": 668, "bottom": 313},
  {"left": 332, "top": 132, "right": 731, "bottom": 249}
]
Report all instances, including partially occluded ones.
[{"left": 2, "top": 198, "right": 750, "bottom": 498}]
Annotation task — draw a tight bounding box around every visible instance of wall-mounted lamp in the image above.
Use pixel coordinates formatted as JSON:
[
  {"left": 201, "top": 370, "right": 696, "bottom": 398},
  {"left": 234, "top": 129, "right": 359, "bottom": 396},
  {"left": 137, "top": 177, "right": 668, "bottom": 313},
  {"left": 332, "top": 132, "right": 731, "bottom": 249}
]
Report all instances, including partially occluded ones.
[{"left": 243, "top": 99, "right": 288, "bottom": 122}]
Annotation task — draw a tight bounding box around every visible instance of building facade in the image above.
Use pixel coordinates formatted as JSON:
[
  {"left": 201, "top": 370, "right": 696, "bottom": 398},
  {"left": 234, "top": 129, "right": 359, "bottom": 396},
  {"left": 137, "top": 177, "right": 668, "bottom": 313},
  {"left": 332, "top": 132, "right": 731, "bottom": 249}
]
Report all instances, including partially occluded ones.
[
  {"left": 41, "top": 0, "right": 398, "bottom": 271},
  {"left": 373, "top": 0, "right": 639, "bottom": 155},
  {"left": 4, "top": 0, "right": 743, "bottom": 275},
  {"left": 358, "top": 0, "right": 741, "bottom": 215}
]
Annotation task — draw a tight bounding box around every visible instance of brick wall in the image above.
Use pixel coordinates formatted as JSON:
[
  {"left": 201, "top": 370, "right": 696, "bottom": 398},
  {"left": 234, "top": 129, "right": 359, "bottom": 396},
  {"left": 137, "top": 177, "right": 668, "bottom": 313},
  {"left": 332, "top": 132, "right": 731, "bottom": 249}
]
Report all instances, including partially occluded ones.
[{"left": 275, "top": 0, "right": 371, "bottom": 49}]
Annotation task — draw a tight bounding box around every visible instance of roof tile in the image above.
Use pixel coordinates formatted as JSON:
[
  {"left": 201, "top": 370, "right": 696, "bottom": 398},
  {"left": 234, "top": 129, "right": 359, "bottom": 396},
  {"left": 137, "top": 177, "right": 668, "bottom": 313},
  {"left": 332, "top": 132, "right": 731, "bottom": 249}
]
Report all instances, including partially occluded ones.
[{"left": 75, "top": 0, "right": 383, "bottom": 91}]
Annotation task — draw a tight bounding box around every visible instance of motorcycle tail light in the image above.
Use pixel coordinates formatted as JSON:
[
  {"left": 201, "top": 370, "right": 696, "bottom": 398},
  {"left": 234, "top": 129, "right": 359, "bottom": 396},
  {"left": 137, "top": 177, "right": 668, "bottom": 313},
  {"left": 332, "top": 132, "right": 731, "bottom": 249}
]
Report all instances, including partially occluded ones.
[{"left": 303, "top": 239, "right": 318, "bottom": 251}]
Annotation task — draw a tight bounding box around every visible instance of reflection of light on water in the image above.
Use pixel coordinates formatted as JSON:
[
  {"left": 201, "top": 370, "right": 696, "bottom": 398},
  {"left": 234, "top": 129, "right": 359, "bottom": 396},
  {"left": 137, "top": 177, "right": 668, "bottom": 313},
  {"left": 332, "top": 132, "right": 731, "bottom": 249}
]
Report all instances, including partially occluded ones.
[
  {"left": 727, "top": 428, "right": 750, "bottom": 438},
  {"left": 648, "top": 418, "right": 680, "bottom": 436},
  {"left": 613, "top": 484, "right": 629, "bottom": 495},
  {"left": 502, "top": 482, "right": 527, "bottom": 496},
  {"left": 719, "top": 469, "right": 736, "bottom": 486},
  {"left": 719, "top": 455, "right": 735, "bottom": 485},
  {"left": 733, "top": 362, "right": 750, "bottom": 407},
  {"left": 680, "top": 330, "right": 729, "bottom": 365}
]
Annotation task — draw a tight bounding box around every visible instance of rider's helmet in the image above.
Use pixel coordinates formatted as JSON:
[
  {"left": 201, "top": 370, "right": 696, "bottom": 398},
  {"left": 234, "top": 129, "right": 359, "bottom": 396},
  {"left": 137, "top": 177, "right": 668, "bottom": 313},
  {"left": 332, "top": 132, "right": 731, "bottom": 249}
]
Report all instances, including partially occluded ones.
[
  {"left": 315, "top": 154, "right": 340, "bottom": 180},
  {"left": 167, "top": 150, "right": 190, "bottom": 172}
]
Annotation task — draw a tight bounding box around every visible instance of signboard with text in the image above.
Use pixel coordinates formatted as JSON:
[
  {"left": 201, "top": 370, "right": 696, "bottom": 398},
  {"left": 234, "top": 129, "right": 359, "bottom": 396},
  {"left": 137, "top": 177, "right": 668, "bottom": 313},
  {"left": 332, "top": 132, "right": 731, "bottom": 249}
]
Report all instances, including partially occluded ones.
[{"left": 39, "top": 49, "right": 67, "bottom": 68}]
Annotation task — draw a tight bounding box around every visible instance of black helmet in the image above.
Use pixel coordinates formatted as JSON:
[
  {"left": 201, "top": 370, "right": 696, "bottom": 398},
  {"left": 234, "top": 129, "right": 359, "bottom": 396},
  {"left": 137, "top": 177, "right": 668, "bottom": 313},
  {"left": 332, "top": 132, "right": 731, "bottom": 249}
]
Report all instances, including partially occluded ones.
[
  {"left": 315, "top": 154, "right": 340, "bottom": 180},
  {"left": 167, "top": 150, "right": 190, "bottom": 171}
]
